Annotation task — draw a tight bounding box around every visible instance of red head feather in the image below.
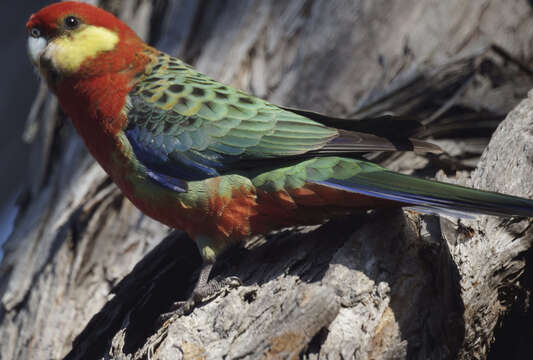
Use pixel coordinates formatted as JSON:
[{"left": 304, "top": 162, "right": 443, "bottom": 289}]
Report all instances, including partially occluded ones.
[{"left": 26, "top": 1, "right": 138, "bottom": 40}]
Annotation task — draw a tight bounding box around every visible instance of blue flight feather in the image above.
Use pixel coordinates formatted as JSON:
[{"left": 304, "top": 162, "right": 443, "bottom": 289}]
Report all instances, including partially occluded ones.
[{"left": 124, "top": 126, "right": 222, "bottom": 183}]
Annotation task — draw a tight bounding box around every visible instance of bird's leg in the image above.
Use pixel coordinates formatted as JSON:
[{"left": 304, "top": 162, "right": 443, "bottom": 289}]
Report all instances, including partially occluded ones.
[
  {"left": 161, "top": 260, "right": 240, "bottom": 320},
  {"left": 161, "top": 236, "right": 241, "bottom": 320},
  {"left": 189, "top": 260, "right": 241, "bottom": 303}
]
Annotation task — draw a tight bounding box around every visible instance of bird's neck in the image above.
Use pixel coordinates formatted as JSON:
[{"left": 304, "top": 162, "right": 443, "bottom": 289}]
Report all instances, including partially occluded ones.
[
  {"left": 54, "top": 42, "right": 150, "bottom": 129},
  {"left": 55, "top": 74, "right": 126, "bottom": 171},
  {"left": 54, "top": 46, "right": 149, "bottom": 170}
]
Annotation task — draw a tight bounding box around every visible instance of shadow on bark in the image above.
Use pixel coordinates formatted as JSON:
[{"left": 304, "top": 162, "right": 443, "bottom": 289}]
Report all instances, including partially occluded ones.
[{"left": 66, "top": 210, "right": 465, "bottom": 359}]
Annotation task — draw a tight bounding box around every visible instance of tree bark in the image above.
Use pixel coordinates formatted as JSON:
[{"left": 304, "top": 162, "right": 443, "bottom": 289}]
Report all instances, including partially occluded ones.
[{"left": 2, "top": 1, "right": 533, "bottom": 359}]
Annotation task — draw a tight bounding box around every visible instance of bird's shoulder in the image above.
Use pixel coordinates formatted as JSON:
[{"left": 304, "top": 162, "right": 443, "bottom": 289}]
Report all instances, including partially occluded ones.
[{"left": 128, "top": 51, "right": 278, "bottom": 121}]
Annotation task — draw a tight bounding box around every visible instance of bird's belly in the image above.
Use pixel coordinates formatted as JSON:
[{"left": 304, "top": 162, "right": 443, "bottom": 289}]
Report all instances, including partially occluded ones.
[
  {"left": 109, "top": 155, "right": 260, "bottom": 242},
  {"left": 107, "top": 160, "right": 196, "bottom": 232}
]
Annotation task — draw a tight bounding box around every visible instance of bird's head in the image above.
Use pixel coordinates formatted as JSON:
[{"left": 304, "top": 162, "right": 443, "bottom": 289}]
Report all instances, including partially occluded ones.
[{"left": 26, "top": 1, "right": 144, "bottom": 84}]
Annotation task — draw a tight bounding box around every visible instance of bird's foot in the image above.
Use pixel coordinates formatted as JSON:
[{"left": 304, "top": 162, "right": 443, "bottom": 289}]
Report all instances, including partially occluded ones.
[{"left": 158, "top": 274, "right": 241, "bottom": 324}]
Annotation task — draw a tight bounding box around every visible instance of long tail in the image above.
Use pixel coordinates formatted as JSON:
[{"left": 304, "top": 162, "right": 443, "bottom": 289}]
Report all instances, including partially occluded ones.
[{"left": 307, "top": 158, "right": 533, "bottom": 217}]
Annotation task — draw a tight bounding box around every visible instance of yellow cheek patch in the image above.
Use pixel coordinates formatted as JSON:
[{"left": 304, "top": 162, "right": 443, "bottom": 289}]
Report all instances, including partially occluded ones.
[{"left": 48, "top": 25, "right": 119, "bottom": 74}]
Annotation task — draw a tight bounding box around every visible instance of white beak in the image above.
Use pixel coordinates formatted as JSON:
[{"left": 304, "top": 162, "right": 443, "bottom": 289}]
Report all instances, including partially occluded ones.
[{"left": 27, "top": 36, "right": 48, "bottom": 65}]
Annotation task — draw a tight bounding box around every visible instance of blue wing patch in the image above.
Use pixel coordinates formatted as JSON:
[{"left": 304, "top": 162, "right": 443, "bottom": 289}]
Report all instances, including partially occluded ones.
[
  {"left": 124, "top": 125, "right": 225, "bottom": 193},
  {"left": 125, "top": 125, "right": 223, "bottom": 180}
]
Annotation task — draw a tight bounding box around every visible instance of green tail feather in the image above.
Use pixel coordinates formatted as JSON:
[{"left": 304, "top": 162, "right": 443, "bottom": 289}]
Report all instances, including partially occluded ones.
[{"left": 252, "top": 157, "right": 533, "bottom": 217}]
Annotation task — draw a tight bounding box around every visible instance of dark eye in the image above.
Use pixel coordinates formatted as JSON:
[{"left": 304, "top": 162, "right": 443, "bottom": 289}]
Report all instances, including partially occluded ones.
[
  {"left": 64, "top": 16, "right": 80, "bottom": 29},
  {"left": 29, "top": 27, "right": 41, "bottom": 38}
]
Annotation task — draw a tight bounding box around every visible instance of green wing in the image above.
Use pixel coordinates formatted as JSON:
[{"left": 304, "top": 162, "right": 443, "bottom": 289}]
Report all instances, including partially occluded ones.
[
  {"left": 124, "top": 52, "right": 438, "bottom": 182},
  {"left": 127, "top": 53, "right": 339, "bottom": 156}
]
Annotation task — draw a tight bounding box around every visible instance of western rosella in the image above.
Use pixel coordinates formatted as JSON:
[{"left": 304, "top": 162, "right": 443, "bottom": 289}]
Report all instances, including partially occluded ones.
[{"left": 26, "top": 2, "right": 533, "bottom": 311}]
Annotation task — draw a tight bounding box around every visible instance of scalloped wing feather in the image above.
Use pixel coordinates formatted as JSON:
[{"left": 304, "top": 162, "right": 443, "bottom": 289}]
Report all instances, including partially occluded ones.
[
  {"left": 124, "top": 53, "right": 440, "bottom": 184},
  {"left": 124, "top": 53, "right": 338, "bottom": 180}
]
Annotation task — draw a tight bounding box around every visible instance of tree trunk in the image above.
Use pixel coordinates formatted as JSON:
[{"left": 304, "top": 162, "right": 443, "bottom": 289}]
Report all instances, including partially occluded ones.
[{"left": 2, "top": 1, "right": 533, "bottom": 359}]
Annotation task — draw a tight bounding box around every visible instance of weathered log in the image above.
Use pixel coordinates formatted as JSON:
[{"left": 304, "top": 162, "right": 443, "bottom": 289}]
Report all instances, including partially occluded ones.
[{"left": 2, "top": 1, "right": 533, "bottom": 359}]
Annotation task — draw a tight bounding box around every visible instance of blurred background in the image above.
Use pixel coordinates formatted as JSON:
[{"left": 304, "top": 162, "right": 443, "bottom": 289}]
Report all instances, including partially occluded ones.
[{"left": 0, "top": 1, "right": 49, "bottom": 257}]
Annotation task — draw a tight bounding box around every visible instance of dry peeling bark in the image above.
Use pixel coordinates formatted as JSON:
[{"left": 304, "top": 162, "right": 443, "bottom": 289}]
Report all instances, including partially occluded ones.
[{"left": 2, "top": 1, "right": 533, "bottom": 359}]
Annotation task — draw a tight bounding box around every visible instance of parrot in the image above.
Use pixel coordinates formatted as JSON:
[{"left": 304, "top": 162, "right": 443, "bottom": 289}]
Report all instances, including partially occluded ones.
[{"left": 26, "top": 2, "right": 533, "bottom": 312}]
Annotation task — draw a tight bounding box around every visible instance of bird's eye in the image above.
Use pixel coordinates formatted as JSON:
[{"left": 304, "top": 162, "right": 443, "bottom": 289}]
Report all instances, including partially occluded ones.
[
  {"left": 29, "top": 27, "right": 41, "bottom": 38},
  {"left": 64, "top": 16, "right": 80, "bottom": 29}
]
